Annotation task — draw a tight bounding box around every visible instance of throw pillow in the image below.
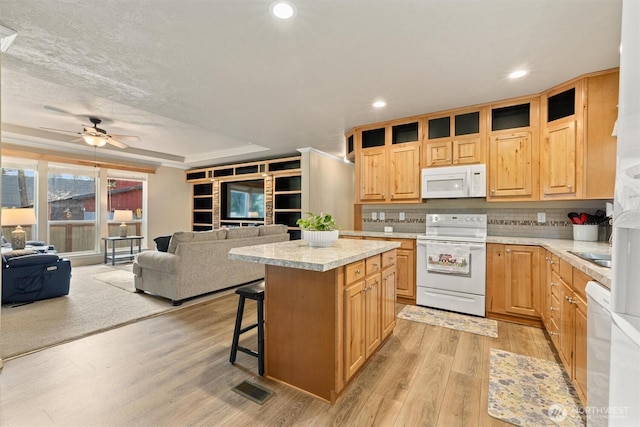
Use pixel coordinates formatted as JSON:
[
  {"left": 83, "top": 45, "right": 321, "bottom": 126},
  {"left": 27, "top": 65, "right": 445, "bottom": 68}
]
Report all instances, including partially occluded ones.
[
  {"left": 154, "top": 235, "right": 172, "bottom": 252},
  {"left": 258, "top": 224, "right": 288, "bottom": 236},
  {"left": 226, "top": 227, "right": 260, "bottom": 239}
]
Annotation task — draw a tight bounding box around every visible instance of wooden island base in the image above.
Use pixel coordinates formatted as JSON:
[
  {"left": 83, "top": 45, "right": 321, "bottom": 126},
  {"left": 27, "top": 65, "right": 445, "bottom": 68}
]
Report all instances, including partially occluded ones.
[
  {"left": 229, "top": 239, "right": 399, "bottom": 403},
  {"left": 265, "top": 266, "right": 345, "bottom": 402}
]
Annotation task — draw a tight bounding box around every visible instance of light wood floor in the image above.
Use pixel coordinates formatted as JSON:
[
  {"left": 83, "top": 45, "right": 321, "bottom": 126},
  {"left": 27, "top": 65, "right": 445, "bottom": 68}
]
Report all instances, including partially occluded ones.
[{"left": 0, "top": 294, "right": 558, "bottom": 426}]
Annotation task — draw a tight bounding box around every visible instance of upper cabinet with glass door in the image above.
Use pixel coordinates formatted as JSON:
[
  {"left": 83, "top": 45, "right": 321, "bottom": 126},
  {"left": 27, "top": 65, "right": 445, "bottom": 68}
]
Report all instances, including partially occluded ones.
[
  {"left": 355, "top": 119, "right": 421, "bottom": 203},
  {"left": 423, "top": 107, "right": 486, "bottom": 168},
  {"left": 487, "top": 97, "right": 540, "bottom": 201},
  {"left": 540, "top": 80, "right": 584, "bottom": 200}
]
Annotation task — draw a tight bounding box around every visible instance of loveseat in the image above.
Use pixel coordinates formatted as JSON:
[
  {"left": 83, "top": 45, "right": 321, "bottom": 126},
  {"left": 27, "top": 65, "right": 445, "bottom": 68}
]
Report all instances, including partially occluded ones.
[
  {"left": 2, "top": 250, "right": 72, "bottom": 304},
  {"left": 133, "top": 225, "right": 289, "bottom": 305}
]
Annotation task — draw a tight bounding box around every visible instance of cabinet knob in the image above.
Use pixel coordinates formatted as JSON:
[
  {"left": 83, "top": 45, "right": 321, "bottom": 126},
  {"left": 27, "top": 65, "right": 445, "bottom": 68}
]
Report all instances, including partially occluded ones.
[
  {"left": 491, "top": 189, "right": 495, "bottom": 194},
  {"left": 506, "top": 249, "right": 511, "bottom": 253},
  {"left": 373, "top": 263, "right": 378, "bottom": 268},
  {"left": 550, "top": 307, "right": 558, "bottom": 311},
  {"left": 567, "top": 184, "right": 572, "bottom": 189},
  {"left": 550, "top": 282, "right": 557, "bottom": 287},
  {"left": 549, "top": 331, "right": 558, "bottom": 336},
  {"left": 355, "top": 269, "right": 361, "bottom": 275}
]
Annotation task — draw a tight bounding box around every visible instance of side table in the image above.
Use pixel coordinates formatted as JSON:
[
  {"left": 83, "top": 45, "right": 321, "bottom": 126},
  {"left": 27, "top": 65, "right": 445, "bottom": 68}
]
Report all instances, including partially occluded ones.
[{"left": 102, "top": 236, "right": 143, "bottom": 265}]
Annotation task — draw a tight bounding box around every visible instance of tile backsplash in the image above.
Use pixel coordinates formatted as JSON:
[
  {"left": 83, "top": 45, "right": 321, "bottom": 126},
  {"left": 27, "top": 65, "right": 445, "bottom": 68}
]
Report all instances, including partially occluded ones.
[{"left": 359, "top": 199, "right": 612, "bottom": 241}]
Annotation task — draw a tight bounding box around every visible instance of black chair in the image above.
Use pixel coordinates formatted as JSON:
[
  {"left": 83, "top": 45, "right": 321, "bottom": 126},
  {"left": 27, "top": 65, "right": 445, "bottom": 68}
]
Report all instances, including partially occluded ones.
[{"left": 229, "top": 282, "right": 265, "bottom": 375}]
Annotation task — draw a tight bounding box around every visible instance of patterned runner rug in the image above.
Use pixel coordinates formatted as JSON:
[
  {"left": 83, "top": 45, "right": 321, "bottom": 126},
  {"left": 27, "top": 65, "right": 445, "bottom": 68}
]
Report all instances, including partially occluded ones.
[
  {"left": 488, "top": 349, "right": 585, "bottom": 426},
  {"left": 396, "top": 305, "right": 498, "bottom": 338}
]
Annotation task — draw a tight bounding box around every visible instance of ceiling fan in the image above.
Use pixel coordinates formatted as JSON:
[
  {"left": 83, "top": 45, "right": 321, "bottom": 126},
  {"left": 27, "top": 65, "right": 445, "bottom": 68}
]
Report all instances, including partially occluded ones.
[{"left": 41, "top": 117, "right": 140, "bottom": 149}]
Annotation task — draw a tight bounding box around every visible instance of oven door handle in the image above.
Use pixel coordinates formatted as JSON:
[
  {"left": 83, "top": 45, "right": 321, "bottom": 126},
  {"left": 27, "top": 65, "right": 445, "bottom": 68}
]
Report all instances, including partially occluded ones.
[{"left": 417, "top": 240, "right": 485, "bottom": 250}]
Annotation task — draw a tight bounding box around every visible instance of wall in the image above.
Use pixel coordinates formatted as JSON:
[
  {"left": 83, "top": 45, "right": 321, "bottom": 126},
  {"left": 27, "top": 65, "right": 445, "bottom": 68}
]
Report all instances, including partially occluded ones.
[
  {"left": 146, "top": 166, "right": 191, "bottom": 248},
  {"left": 360, "top": 199, "right": 612, "bottom": 241},
  {"left": 301, "top": 148, "right": 355, "bottom": 230}
]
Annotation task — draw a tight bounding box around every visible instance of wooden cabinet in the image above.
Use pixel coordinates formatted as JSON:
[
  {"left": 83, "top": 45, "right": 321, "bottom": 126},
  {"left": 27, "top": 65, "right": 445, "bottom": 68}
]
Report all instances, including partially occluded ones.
[
  {"left": 539, "top": 256, "right": 589, "bottom": 406},
  {"left": 542, "top": 119, "right": 578, "bottom": 197},
  {"left": 343, "top": 251, "right": 396, "bottom": 383},
  {"left": 540, "top": 69, "right": 619, "bottom": 200},
  {"left": 486, "top": 243, "right": 541, "bottom": 326},
  {"left": 344, "top": 279, "right": 366, "bottom": 379},
  {"left": 487, "top": 97, "right": 539, "bottom": 202},
  {"left": 423, "top": 108, "right": 485, "bottom": 168},
  {"left": 356, "top": 120, "right": 421, "bottom": 203},
  {"left": 381, "top": 256, "right": 397, "bottom": 339},
  {"left": 584, "top": 70, "right": 619, "bottom": 199},
  {"left": 540, "top": 81, "right": 581, "bottom": 199},
  {"left": 504, "top": 245, "right": 540, "bottom": 317},
  {"left": 345, "top": 236, "right": 415, "bottom": 304}
]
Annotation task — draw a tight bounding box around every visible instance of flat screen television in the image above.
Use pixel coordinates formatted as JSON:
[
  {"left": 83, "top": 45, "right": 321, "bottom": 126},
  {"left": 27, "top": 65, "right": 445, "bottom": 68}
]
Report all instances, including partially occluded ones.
[{"left": 221, "top": 179, "right": 265, "bottom": 220}]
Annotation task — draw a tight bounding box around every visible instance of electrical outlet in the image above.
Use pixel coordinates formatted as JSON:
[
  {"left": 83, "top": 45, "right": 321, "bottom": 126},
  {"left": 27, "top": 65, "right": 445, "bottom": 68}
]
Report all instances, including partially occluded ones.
[
  {"left": 399, "top": 212, "right": 405, "bottom": 221},
  {"left": 537, "top": 212, "right": 546, "bottom": 223},
  {"left": 379, "top": 212, "right": 385, "bottom": 221},
  {"left": 371, "top": 212, "right": 377, "bottom": 221}
]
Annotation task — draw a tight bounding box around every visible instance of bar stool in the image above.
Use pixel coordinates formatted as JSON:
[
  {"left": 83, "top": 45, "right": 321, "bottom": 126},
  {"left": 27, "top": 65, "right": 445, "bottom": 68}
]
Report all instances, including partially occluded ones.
[{"left": 229, "top": 282, "right": 265, "bottom": 375}]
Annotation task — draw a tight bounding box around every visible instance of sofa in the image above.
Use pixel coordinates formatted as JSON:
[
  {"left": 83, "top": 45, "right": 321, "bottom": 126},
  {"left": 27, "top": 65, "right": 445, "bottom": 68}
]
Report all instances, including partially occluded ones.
[
  {"left": 133, "top": 225, "right": 289, "bottom": 305},
  {"left": 2, "top": 250, "right": 72, "bottom": 304}
]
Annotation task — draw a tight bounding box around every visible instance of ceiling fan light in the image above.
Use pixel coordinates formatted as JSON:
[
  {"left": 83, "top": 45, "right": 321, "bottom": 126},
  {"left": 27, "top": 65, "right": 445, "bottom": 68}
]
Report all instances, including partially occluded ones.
[{"left": 82, "top": 134, "right": 107, "bottom": 147}]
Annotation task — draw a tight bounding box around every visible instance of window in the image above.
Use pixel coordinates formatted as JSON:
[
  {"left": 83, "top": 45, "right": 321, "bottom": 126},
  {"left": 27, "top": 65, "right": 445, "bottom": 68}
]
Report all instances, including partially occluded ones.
[
  {"left": 107, "top": 172, "right": 146, "bottom": 237},
  {"left": 47, "top": 164, "right": 98, "bottom": 254},
  {"left": 1, "top": 158, "right": 38, "bottom": 241}
]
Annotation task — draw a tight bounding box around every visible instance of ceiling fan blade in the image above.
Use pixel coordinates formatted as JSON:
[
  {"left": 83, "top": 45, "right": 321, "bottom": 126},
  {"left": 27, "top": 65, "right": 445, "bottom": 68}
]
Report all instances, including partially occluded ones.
[
  {"left": 40, "top": 127, "right": 82, "bottom": 135},
  {"left": 108, "top": 134, "right": 140, "bottom": 142},
  {"left": 44, "top": 105, "right": 113, "bottom": 124},
  {"left": 106, "top": 137, "right": 128, "bottom": 149}
]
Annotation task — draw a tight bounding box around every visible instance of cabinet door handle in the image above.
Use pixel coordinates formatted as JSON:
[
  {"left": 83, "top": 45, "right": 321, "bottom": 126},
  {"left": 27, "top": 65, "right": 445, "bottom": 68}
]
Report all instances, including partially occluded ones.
[
  {"left": 565, "top": 296, "right": 574, "bottom": 304},
  {"left": 550, "top": 282, "right": 557, "bottom": 287},
  {"left": 550, "top": 307, "right": 558, "bottom": 311},
  {"left": 549, "top": 331, "right": 558, "bottom": 336}
]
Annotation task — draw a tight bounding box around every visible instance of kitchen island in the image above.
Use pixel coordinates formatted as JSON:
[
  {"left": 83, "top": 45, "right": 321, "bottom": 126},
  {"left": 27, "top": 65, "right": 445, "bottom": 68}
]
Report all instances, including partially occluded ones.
[{"left": 229, "top": 238, "right": 400, "bottom": 402}]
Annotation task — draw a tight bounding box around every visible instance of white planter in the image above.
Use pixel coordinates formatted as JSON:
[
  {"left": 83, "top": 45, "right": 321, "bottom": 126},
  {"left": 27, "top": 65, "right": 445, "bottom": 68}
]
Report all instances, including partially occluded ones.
[{"left": 302, "top": 230, "right": 339, "bottom": 247}]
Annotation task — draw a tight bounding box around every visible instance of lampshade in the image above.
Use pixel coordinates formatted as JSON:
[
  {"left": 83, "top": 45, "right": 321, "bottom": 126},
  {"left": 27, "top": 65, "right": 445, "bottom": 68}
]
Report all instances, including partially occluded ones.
[
  {"left": 1, "top": 207, "right": 37, "bottom": 226},
  {"left": 113, "top": 210, "right": 133, "bottom": 222},
  {"left": 82, "top": 134, "right": 108, "bottom": 147}
]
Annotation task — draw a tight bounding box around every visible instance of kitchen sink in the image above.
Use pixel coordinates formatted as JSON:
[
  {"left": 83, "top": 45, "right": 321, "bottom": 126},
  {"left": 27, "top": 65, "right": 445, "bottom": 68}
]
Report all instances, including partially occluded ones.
[
  {"left": 591, "top": 259, "right": 612, "bottom": 268},
  {"left": 568, "top": 251, "right": 612, "bottom": 268}
]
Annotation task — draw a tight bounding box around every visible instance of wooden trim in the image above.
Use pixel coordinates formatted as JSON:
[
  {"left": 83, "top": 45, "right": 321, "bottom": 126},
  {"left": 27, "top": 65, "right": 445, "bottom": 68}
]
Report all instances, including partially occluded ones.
[{"left": 1, "top": 147, "right": 156, "bottom": 174}]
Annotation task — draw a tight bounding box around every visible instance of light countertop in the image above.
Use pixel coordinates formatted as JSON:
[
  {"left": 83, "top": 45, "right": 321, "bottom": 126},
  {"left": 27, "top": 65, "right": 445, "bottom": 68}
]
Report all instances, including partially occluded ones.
[
  {"left": 229, "top": 238, "right": 400, "bottom": 272},
  {"left": 339, "top": 230, "right": 612, "bottom": 288}
]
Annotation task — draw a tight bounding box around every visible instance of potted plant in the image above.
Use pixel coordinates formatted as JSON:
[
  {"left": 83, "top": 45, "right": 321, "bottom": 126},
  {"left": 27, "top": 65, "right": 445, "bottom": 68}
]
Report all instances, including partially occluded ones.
[{"left": 296, "top": 212, "right": 339, "bottom": 247}]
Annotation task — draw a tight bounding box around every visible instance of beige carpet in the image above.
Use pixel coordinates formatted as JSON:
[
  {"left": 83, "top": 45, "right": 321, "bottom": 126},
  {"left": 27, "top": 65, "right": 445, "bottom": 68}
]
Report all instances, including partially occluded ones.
[
  {"left": 0, "top": 264, "right": 238, "bottom": 360},
  {"left": 93, "top": 269, "right": 137, "bottom": 292},
  {"left": 488, "top": 349, "right": 585, "bottom": 426}
]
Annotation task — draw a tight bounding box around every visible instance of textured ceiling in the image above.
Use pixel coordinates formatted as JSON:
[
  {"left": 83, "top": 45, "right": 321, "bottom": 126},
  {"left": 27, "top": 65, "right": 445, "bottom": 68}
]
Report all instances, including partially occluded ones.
[{"left": 0, "top": 0, "right": 622, "bottom": 169}]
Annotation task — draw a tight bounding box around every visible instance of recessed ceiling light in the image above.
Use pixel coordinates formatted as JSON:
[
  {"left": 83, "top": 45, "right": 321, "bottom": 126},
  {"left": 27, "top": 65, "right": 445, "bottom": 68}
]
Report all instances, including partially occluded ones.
[
  {"left": 271, "top": 2, "right": 295, "bottom": 19},
  {"left": 509, "top": 70, "right": 528, "bottom": 79},
  {"left": 373, "top": 100, "right": 387, "bottom": 108}
]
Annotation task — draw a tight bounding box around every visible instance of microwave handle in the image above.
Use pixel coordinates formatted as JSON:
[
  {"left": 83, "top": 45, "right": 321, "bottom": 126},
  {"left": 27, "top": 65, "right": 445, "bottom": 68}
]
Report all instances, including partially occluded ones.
[{"left": 466, "top": 168, "right": 471, "bottom": 197}]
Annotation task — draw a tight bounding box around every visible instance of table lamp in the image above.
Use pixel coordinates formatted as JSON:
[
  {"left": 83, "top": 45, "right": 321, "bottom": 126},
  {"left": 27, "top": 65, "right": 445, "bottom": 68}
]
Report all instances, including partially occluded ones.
[
  {"left": 1, "top": 207, "right": 37, "bottom": 250},
  {"left": 113, "top": 210, "right": 132, "bottom": 237}
]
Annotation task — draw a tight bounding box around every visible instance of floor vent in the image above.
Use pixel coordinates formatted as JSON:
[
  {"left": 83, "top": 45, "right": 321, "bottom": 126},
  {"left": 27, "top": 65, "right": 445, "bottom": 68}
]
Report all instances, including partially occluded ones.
[{"left": 231, "top": 380, "right": 274, "bottom": 405}]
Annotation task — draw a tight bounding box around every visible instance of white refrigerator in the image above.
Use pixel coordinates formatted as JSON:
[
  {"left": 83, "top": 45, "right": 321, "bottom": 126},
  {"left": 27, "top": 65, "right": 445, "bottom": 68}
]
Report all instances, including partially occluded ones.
[{"left": 609, "top": 0, "right": 640, "bottom": 426}]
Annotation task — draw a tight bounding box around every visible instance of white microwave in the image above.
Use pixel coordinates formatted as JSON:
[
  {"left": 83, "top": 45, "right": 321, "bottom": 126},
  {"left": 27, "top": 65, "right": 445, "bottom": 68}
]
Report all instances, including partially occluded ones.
[{"left": 421, "top": 164, "right": 486, "bottom": 199}]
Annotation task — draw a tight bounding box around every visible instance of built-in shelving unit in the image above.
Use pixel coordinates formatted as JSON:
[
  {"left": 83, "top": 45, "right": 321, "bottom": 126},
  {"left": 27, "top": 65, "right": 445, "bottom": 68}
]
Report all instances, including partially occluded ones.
[{"left": 186, "top": 155, "right": 302, "bottom": 239}]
